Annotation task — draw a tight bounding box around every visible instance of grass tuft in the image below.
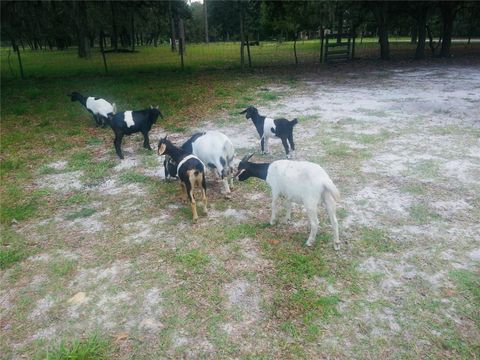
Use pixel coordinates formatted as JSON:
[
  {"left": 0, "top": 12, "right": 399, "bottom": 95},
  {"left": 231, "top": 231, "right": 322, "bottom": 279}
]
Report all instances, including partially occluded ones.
[
  {"left": 40, "top": 334, "right": 112, "bottom": 360},
  {"left": 65, "top": 208, "right": 96, "bottom": 220}
]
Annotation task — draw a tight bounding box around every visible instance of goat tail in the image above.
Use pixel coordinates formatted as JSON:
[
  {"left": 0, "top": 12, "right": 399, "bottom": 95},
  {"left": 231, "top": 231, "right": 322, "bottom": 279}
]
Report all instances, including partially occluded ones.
[
  {"left": 290, "top": 118, "right": 298, "bottom": 127},
  {"left": 324, "top": 180, "right": 340, "bottom": 202}
]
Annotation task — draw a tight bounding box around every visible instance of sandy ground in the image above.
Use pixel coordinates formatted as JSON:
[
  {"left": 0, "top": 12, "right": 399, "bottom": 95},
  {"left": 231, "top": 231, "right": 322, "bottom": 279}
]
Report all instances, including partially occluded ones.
[{"left": 1, "top": 62, "right": 479, "bottom": 358}]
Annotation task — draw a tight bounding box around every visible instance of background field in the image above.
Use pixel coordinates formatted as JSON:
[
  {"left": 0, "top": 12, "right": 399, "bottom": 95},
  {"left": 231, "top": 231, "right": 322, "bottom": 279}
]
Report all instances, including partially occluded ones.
[
  {"left": 2, "top": 38, "right": 479, "bottom": 78},
  {"left": 1, "top": 46, "right": 479, "bottom": 359}
]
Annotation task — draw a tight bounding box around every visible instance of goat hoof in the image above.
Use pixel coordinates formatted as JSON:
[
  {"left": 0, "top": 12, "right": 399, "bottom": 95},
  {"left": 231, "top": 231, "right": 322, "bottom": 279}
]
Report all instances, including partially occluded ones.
[
  {"left": 334, "top": 243, "right": 340, "bottom": 251},
  {"left": 224, "top": 193, "right": 232, "bottom": 200}
]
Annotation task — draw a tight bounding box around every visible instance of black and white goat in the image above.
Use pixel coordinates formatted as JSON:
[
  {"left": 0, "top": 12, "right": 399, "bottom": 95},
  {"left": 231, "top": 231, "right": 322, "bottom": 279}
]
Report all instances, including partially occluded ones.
[
  {"left": 240, "top": 106, "right": 297, "bottom": 158},
  {"left": 164, "top": 131, "right": 235, "bottom": 196},
  {"left": 158, "top": 136, "right": 207, "bottom": 221},
  {"left": 236, "top": 155, "right": 340, "bottom": 250},
  {"left": 108, "top": 106, "right": 163, "bottom": 159},
  {"left": 69, "top": 92, "right": 116, "bottom": 127}
]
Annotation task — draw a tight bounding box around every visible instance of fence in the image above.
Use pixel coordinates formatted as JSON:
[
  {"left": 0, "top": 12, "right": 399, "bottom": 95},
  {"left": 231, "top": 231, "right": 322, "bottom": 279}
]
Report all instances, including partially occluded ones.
[{"left": 1, "top": 37, "right": 479, "bottom": 79}]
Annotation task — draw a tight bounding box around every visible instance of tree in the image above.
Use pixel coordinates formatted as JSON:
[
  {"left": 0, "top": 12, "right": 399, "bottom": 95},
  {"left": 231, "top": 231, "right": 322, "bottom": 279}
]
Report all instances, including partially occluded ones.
[
  {"left": 439, "top": 1, "right": 459, "bottom": 58},
  {"left": 371, "top": 1, "right": 390, "bottom": 60}
]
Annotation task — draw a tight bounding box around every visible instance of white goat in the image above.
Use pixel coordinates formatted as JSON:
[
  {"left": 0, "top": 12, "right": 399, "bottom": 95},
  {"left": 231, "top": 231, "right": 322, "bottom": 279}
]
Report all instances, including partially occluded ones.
[
  {"left": 236, "top": 155, "right": 340, "bottom": 250},
  {"left": 165, "top": 131, "right": 235, "bottom": 196}
]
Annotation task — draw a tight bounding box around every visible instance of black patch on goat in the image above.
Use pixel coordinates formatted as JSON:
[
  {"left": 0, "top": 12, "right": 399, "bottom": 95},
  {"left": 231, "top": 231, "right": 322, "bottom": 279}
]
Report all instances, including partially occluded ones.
[
  {"left": 109, "top": 108, "right": 163, "bottom": 159},
  {"left": 181, "top": 132, "right": 205, "bottom": 154}
]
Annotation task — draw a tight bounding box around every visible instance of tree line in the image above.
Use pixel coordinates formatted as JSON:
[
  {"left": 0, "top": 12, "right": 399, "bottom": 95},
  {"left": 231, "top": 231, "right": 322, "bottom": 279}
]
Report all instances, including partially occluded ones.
[{"left": 1, "top": 1, "right": 479, "bottom": 70}]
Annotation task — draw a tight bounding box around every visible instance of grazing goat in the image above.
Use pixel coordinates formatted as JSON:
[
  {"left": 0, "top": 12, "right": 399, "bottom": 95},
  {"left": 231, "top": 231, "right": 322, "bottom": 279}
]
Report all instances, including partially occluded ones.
[
  {"left": 108, "top": 106, "right": 163, "bottom": 159},
  {"left": 240, "top": 106, "right": 297, "bottom": 158},
  {"left": 164, "top": 131, "right": 235, "bottom": 196},
  {"left": 236, "top": 154, "right": 340, "bottom": 250},
  {"left": 69, "top": 91, "right": 116, "bottom": 127},
  {"left": 158, "top": 136, "right": 207, "bottom": 221}
]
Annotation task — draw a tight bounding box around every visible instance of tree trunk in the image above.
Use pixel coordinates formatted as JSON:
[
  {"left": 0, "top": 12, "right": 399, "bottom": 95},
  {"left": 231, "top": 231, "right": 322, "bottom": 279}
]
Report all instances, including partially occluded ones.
[
  {"left": 439, "top": 1, "right": 456, "bottom": 58},
  {"left": 336, "top": 9, "right": 343, "bottom": 44},
  {"left": 426, "top": 24, "right": 435, "bottom": 56},
  {"left": 179, "top": 19, "right": 185, "bottom": 70},
  {"left": 320, "top": 26, "right": 325, "bottom": 63},
  {"left": 410, "top": 25, "right": 417, "bottom": 44},
  {"left": 246, "top": 35, "right": 252, "bottom": 68},
  {"left": 414, "top": 6, "right": 428, "bottom": 60},
  {"left": 110, "top": 1, "right": 118, "bottom": 50},
  {"left": 11, "top": 37, "right": 24, "bottom": 79},
  {"left": 372, "top": 1, "right": 390, "bottom": 60},
  {"left": 77, "top": 1, "right": 90, "bottom": 58},
  {"left": 131, "top": 11, "right": 135, "bottom": 52},
  {"left": 204, "top": 0, "right": 209, "bottom": 44},
  {"left": 169, "top": 1, "right": 177, "bottom": 52}
]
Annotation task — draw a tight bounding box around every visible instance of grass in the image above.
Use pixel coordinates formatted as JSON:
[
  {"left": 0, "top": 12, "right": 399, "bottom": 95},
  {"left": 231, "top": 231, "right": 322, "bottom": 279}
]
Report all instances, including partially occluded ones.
[
  {"left": 409, "top": 204, "right": 440, "bottom": 224},
  {"left": 0, "top": 227, "right": 30, "bottom": 269},
  {"left": 2, "top": 44, "right": 480, "bottom": 359},
  {"left": 40, "top": 334, "right": 112, "bottom": 360},
  {"left": 358, "top": 227, "right": 396, "bottom": 254},
  {"left": 65, "top": 208, "right": 96, "bottom": 220}
]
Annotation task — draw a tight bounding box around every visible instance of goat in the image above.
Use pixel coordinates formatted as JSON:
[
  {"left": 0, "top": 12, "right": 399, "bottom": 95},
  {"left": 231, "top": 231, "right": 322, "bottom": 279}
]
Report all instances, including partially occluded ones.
[
  {"left": 69, "top": 91, "right": 116, "bottom": 127},
  {"left": 239, "top": 106, "right": 298, "bottom": 158},
  {"left": 108, "top": 106, "right": 163, "bottom": 159},
  {"left": 236, "top": 154, "right": 340, "bottom": 250},
  {"left": 164, "top": 131, "right": 235, "bottom": 196},
  {"left": 158, "top": 136, "right": 207, "bottom": 221}
]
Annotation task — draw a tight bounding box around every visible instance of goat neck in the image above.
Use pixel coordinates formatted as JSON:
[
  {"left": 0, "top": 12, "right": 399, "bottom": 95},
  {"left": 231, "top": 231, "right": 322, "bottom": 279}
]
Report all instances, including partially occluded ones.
[
  {"left": 246, "top": 162, "right": 270, "bottom": 180},
  {"left": 163, "top": 141, "right": 187, "bottom": 163}
]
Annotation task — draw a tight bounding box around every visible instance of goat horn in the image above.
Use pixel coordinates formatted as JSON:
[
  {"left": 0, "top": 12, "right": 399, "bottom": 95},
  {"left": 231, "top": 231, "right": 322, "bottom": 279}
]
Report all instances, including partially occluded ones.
[
  {"left": 241, "top": 152, "right": 254, "bottom": 163},
  {"left": 239, "top": 108, "right": 247, "bottom": 114}
]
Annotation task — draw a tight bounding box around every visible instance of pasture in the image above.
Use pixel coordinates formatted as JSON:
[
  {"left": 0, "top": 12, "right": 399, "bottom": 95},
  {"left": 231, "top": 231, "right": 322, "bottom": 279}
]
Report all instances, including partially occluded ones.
[{"left": 1, "top": 47, "right": 479, "bottom": 359}]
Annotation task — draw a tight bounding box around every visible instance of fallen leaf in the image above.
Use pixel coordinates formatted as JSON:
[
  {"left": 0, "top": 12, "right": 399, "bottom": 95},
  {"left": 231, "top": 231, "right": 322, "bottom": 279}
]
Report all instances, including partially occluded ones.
[
  {"left": 268, "top": 239, "right": 280, "bottom": 245},
  {"left": 115, "top": 332, "right": 129, "bottom": 342},
  {"left": 67, "top": 292, "right": 88, "bottom": 305}
]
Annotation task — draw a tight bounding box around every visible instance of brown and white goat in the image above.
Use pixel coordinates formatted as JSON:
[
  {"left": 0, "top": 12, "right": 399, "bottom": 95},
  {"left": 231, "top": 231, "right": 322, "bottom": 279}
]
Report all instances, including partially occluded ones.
[{"left": 158, "top": 136, "right": 207, "bottom": 221}]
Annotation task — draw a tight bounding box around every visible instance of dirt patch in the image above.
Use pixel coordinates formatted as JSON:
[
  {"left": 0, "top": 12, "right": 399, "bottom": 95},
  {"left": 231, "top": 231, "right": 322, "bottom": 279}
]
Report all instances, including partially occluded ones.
[{"left": 36, "top": 171, "right": 84, "bottom": 192}]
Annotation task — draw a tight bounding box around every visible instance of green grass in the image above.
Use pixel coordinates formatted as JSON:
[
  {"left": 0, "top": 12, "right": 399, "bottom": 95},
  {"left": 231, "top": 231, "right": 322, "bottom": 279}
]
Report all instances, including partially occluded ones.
[
  {"left": 450, "top": 269, "right": 480, "bottom": 326},
  {"left": 50, "top": 259, "right": 77, "bottom": 277},
  {"left": 0, "top": 227, "right": 30, "bottom": 269},
  {"left": 174, "top": 248, "right": 210, "bottom": 273},
  {"left": 40, "top": 334, "right": 112, "bottom": 360},
  {"left": 118, "top": 171, "right": 149, "bottom": 184},
  {"left": 358, "top": 227, "right": 396, "bottom": 254},
  {"left": 65, "top": 208, "right": 96, "bottom": 220},
  {"left": 409, "top": 204, "right": 440, "bottom": 224}
]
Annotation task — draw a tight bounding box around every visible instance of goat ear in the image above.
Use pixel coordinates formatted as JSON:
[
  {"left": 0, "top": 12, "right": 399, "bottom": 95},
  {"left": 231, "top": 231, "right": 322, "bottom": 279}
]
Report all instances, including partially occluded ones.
[
  {"left": 150, "top": 105, "right": 153, "bottom": 109},
  {"left": 155, "top": 105, "right": 159, "bottom": 109}
]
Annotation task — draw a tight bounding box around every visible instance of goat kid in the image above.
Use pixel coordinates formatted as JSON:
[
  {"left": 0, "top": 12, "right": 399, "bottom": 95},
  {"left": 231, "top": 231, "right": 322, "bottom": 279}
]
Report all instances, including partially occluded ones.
[
  {"left": 69, "top": 91, "right": 116, "bottom": 127},
  {"left": 164, "top": 131, "right": 235, "bottom": 197},
  {"left": 240, "top": 106, "right": 297, "bottom": 158},
  {"left": 108, "top": 106, "right": 163, "bottom": 159},
  {"left": 236, "top": 154, "right": 340, "bottom": 250},
  {"left": 158, "top": 136, "right": 207, "bottom": 221}
]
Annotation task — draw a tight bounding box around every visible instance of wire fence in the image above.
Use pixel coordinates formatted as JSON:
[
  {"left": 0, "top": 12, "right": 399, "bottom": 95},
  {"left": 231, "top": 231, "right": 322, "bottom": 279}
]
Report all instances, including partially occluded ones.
[{"left": 1, "top": 37, "right": 479, "bottom": 79}]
